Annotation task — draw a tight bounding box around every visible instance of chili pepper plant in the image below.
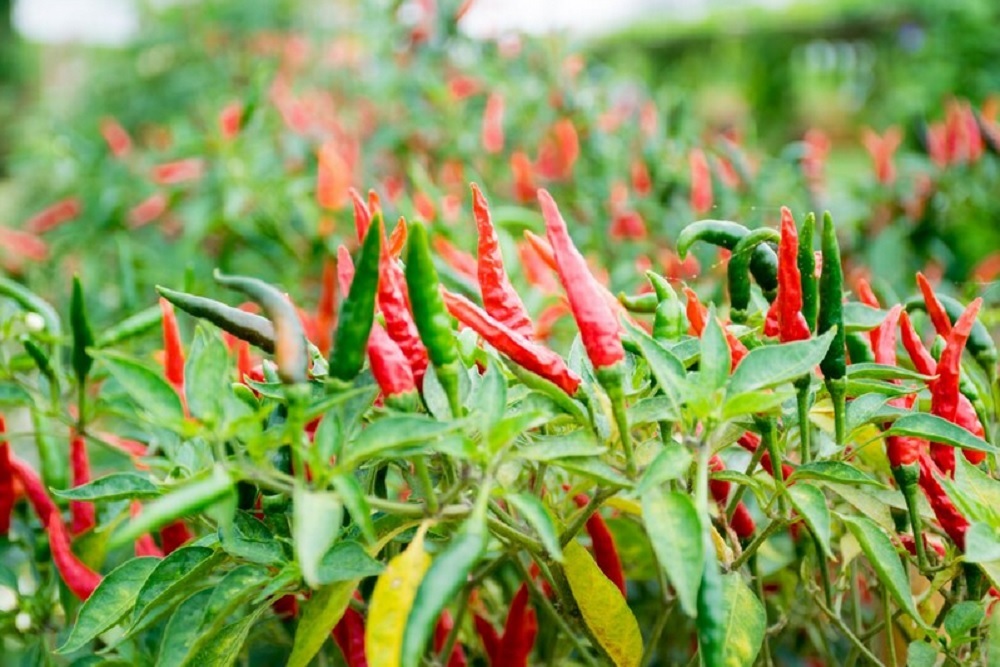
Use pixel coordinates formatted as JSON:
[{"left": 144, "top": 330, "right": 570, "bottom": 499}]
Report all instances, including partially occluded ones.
[{"left": 1, "top": 179, "right": 1000, "bottom": 666}]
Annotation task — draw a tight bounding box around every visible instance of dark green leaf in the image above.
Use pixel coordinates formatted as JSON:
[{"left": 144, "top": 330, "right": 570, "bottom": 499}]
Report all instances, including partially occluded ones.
[
  {"left": 787, "top": 485, "right": 832, "bottom": 557},
  {"left": 317, "top": 541, "right": 386, "bottom": 583},
  {"left": 219, "top": 512, "right": 285, "bottom": 565},
  {"left": 53, "top": 473, "right": 158, "bottom": 502},
  {"left": 506, "top": 493, "right": 563, "bottom": 562},
  {"left": 641, "top": 489, "right": 702, "bottom": 617},
  {"left": 789, "top": 462, "right": 886, "bottom": 488},
  {"left": 96, "top": 351, "right": 185, "bottom": 424},
  {"left": 885, "top": 413, "right": 993, "bottom": 454},
  {"left": 727, "top": 330, "right": 834, "bottom": 396}
]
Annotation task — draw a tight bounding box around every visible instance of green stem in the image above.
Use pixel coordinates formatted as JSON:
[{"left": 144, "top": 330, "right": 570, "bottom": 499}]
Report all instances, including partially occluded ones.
[
  {"left": 827, "top": 378, "right": 847, "bottom": 448},
  {"left": 795, "top": 376, "right": 812, "bottom": 463},
  {"left": 760, "top": 417, "right": 788, "bottom": 515},
  {"left": 752, "top": 554, "right": 774, "bottom": 667},
  {"left": 438, "top": 363, "right": 463, "bottom": 419},
  {"left": 560, "top": 488, "right": 617, "bottom": 547},
  {"left": 437, "top": 585, "right": 468, "bottom": 665},
  {"left": 815, "top": 534, "right": 833, "bottom": 609},
  {"left": 884, "top": 586, "right": 898, "bottom": 667},
  {"left": 732, "top": 519, "right": 784, "bottom": 571},
  {"left": 811, "top": 588, "right": 886, "bottom": 667},
  {"left": 413, "top": 457, "right": 439, "bottom": 515},
  {"left": 726, "top": 442, "right": 767, "bottom": 522}
]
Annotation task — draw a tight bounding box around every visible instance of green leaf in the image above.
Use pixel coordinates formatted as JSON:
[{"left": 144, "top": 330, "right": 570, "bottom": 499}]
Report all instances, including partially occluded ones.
[
  {"left": 627, "top": 395, "right": 681, "bottom": 425},
  {"left": 641, "top": 489, "right": 703, "bottom": 617},
  {"left": 520, "top": 434, "right": 605, "bottom": 461},
  {"left": 944, "top": 601, "right": 984, "bottom": 644},
  {"left": 506, "top": 493, "right": 563, "bottom": 562},
  {"left": 130, "top": 546, "right": 221, "bottom": 633},
  {"left": 840, "top": 514, "right": 927, "bottom": 628},
  {"left": 700, "top": 313, "right": 731, "bottom": 395},
  {"left": 184, "top": 326, "right": 231, "bottom": 423},
  {"left": 951, "top": 455, "right": 1000, "bottom": 525},
  {"left": 294, "top": 486, "right": 343, "bottom": 588},
  {"left": 727, "top": 330, "right": 834, "bottom": 396},
  {"left": 186, "top": 607, "right": 266, "bottom": 667},
  {"left": 71, "top": 275, "right": 95, "bottom": 384},
  {"left": 636, "top": 444, "right": 692, "bottom": 495},
  {"left": 905, "top": 640, "right": 939, "bottom": 667},
  {"left": 287, "top": 580, "right": 359, "bottom": 667},
  {"left": 963, "top": 523, "right": 1000, "bottom": 564},
  {"left": 789, "top": 462, "right": 886, "bottom": 488},
  {"left": 556, "top": 457, "right": 632, "bottom": 489},
  {"left": 53, "top": 473, "right": 158, "bottom": 502},
  {"left": 156, "top": 588, "right": 213, "bottom": 667},
  {"left": 720, "top": 572, "right": 766, "bottom": 667},
  {"left": 885, "top": 413, "right": 993, "bottom": 454},
  {"left": 845, "top": 393, "right": 891, "bottom": 434},
  {"left": 488, "top": 409, "right": 550, "bottom": 453},
  {"left": 474, "top": 360, "right": 507, "bottom": 429},
  {"left": 219, "top": 512, "right": 285, "bottom": 565},
  {"left": 96, "top": 351, "right": 185, "bottom": 424},
  {"left": 847, "top": 363, "right": 935, "bottom": 383},
  {"left": 843, "top": 302, "right": 885, "bottom": 331},
  {"left": 342, "top": 415, "right": 461, "bottom": 467},
  {"left": 787, "top": 485, "right": 832, "bottom": 558},
  {"left": 333, "top": 474, "right": 376, "bottom": 545},
  {"left": 111, "top": 466, "right": 235, "bottom": 549},
  {"left": 722, "top": 388, "right": 794, "bottom": 420},
  {"left": 58, "top": 557, "right": 159, "bottom": 653},
  {"left": 625, "top": 320, "right": 687, "bottom": 417},
  {"left": 317, "top": 541, "right": 386, "bottom": 583}
]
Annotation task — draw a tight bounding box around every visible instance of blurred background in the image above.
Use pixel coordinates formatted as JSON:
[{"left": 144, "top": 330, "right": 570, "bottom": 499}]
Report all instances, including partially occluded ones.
[{"left": 0, "top": 0, "right": 998, "bottom": 328}]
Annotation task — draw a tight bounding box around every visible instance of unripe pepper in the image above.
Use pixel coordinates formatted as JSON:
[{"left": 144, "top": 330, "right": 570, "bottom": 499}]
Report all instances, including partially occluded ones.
[
  {"left": 817, "top": 212, "right": 847, "bottom": 446},
  {"left": 329, "top": 216, "right": 382, "bottom": 383},
  {"left": 726, "top": 227, "right": 779, "bottom": 323},
  {"left": 471, "top": 183, "right": 534, "bottom": 340},
  {"left": 676, "top": 219, "right": 779, "bottom": 296},
  {"left": 214, "top": 271, "right": 309, "bottom": 384},
  {"left": 797, "top": 212, "right": 818, "bottom": 331},
  {"left": 406, "top": 222, "right": 463, "bottom": 417},
  {"left": 647, "top": 271, "right": 687, "bottom": 340},
  {"left": 442, "top": 290, "right": 580, "bottom": 395},
  {"left": 157, "top": 286, "right": 276, "bottom": 354}
]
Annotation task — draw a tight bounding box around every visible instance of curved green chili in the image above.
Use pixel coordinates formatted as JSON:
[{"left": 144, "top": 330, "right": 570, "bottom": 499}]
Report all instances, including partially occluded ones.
[
  {"left": 156, "top": 286, "right": 276, "bottom": 353},
  {"left": 617, "top": 292, "right": 658, "bottom": 313},
  {"left": 406, "top": 222, "right": 462, "bottom": 417},
  {"left": 726, "top": 228, "right": 780, "bottom": 323},
  {"left": 676, "top": 219, "right": 779, "bottom": 295},
  {"left": 646, "top": 271, "right": 687, "bottom": 340},
  {"left": 817, "top": 212, "right": 847, "bottom": 446},
  {"left": 95, "top": 305, "right": 162, "bottom": 348},
  {"left": 329, "top": 215, "right": 382, "bottom": 383},
  {"left": 70, "top": 276, "right": 94, "bottom": 386},
  {"left": 214, "top": 271, "right": 308, "bottom": 384}
]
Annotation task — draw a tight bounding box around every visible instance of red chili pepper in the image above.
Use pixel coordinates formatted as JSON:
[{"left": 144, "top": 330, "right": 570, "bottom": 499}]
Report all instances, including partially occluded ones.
[
  {"left": 160, "top": 297, "right": 186, "bottom": 391},
  {"left": 432, "top": 236, "right": 478, "bottom": 283},
  {"left": 387, "top": 217, "right": 408, "bottom": 259},
  {"left": 375, "top": 236, "right": 430, "bottom": 386},
  {"left": 518, "top": 239, "right": 558, "bottom": 294},
  {"left": 49, "top": 510, "right": 102, "bottom": 600},
  {"left": 131, "top": 501, "right": 165, "bottom": 558},
  {"left": 218, "top": 101, "right": 242, "bottom": 139},
  {"left": 24, "top": 197, "right": 82, "bottom": 235},
  {"left": 69, "top": 434, "right": 96, "bottom": 535},
  {"left": 916, "top": 273, "right": 953, "bottom": 337},
  {"left": 9, "top": 456, "right": 57, "bottom": 527},
  {"left": 474, "top": 613, "right": 502, "bottom": 665},
  {"left": 332, "top": 604, "right": 368, "bottom": 667},
  {"left": 534, "top": 299, "right": 570, "bottom": 340},
  {"left": 127, "top": 192, "right": 168, "bottom": 229},
  {"left": 482, "top": 92, "right": 505, "bottom": 154},
  {"left": 872, "top": 305, "right": 902, "bottom": 366},
  {"left": 631, "top": 159, "right": 652, "bottom": 197},
  {"left": 159, "top": 520, "right": 193, "bottom": 555},
  {"left": 861, "top": 126, "right": 902, "bottom": 185},
  {"left": 0, "top": 417, "right": 13, "bottom": 536},
  {"left": 471, "top": 184, "right": 534, "bottom": 339},
  {"left": 573, "top": 494, "right": 626, "bottom": 595},
  {"left": 100, "top": 117, "right": 132, "bottom": 158},
  {"left": 898, "top": 533, "right": 947, "bottom": 560},
  {"left": 442, "top": 290, "right": 581, "bottom": 395},
  {"left": 315, "top": 257, "right": 338, "bottom": 357},
  {"left": 498, "top": 584, "right": 538, "bottom": 667},
  {"left": 433, "top": 609, "right": 468, "bottom": 667},
  {"left": 538, "top": 190, "right": 624, "bottom": 370},
  {"left": 689, "top": 148, "right": 713, "bottom": 215},
  {"left": 151, "top": 158, "right": 205, "bottom": 185},
  {"left": 708, "top": 456, "right": 755, "bottom": 539},
  {"left": 683, "top": 287, "right": 749, "bottom": 370},
  {"left": 368, "top": 321, "right": 418, "bottom": 401},
  {"left": 317, "top": 143, "right": 350, "bottom": 210},
  {"left": 918, "top": 453, "right": 969, "bottom": 549},
  {"left": 776, "top": 207, "right": 810, "bottom": 343},
  {"left": 510, "top": 152, "right": 537, "bottom": 204},
  {"left": 349, "top": 188, "right": 372, "bottom": 242}
]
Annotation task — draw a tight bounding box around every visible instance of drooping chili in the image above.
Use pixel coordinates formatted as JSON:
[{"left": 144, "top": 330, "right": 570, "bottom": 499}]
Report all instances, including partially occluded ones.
[{"left": 69, "top": 434, "right": 95, "bottom": 535}]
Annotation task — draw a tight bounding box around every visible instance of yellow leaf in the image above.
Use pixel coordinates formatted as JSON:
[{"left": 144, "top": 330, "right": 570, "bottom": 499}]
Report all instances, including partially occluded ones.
[
  {"left": 710, "top": 524, "right": 734, "bottom": 568},
  {"left": 563, "top": 540, "right": 642, "bottom": 667},
  {"left": 366, "top": 525, "right": 432, "bottom": 667},
  {"left": 605, "top": 496, "right": 642, "bottom": 516}
]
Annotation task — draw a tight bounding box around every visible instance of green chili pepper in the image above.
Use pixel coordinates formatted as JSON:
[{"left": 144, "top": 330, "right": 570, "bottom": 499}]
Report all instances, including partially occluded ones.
[
  {"left": 31, "top": 405, "right": 68, "bottom": 491},
  {"left": 677, "top": 219, "right": 779, "bottom": 296},
  {"left": 70, "top": 276, "right": 94, "bottom": 386},
  {"left": 0, "top": 275, "right": 62, "bottom": 340},
  {"left": 845, "top": 332, "right": 874, "bottom": 364},
  {"left": 726, "top": 228, "right": 780, "bottom": 323},
  {"left": 400, "top": 521, "right": 487, "bottom": 667},
  {"left": 156, "top": 286, "right": 276, "bottom": 353},
  {"left": 95, "top": 305, "right": 162, "bottom": 348},
  {"left": 817, "top": 212, "right": 847, "bottom": 446},
  {"left": 214, "top": 271, "right": 309, "bottom": 385},
  {"left": 905, "top": 294, "right": 998, "bottom": 381},
  {"left": 23, "top": 339, "right": 58, "bottom": 393},
  {"left": 617, "top": 292, "right": 658, "bottom": 313},
  {"left": 646, "top": 271, "right": 687, "bottom": 340},
  {"left": 797, "top": 212, "right": 818, "bottom": 332},
  {"left": 329, "top": 215, "right": 382, "bottom": 383},
  {"left": 406, "top": 222, "right": 462, "bottom": 417},
  {"left": 696, "top": 535, "right": 725, "bottom": 667}
]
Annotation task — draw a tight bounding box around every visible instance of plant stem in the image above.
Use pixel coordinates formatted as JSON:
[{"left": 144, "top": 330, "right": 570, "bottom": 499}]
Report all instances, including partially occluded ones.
[
  {"left": 732, "top": 519, "right": 784, "bottom": 571},
  {"left": 811, "top": 588, "right": 886, "bottom": 667},
  {"left": 559, "top": 487, "right": 617, "bottom": 547},
  {"left": 752, "top": 553, "right": 774, "bottom": 667},
  {"left": 726, "top": 441, "right": 767, "bottom": 521},
  {"left": 884, "top": 586, "right": 898, "bottom": 667},
  {"left": 795, "top": 376, "right": 812, "bottom": 463},
  {"left": 413, "top": 457, "right": 439, "bottom": 515},
  {"left": 437, "top": 585, "right": 468, "bottom": 665}
]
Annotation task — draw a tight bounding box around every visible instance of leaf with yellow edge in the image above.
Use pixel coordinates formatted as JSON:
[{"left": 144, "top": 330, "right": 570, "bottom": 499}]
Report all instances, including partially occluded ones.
[
  {"left": 563, "top": 540, "right": 642, "bottom": 667},
  {"left": 720, "top": 573, "right": 766, "bottom": 667},
  {"left": 605, "top": 496, "right": 642, "bottom": 516},
  {"left": 366, "top": 525, "right": 432, "bottom": 667}
]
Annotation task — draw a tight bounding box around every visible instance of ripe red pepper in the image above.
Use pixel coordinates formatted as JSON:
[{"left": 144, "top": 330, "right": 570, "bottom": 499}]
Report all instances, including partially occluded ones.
[
  {"left": 482, "top": 92, "right": 505, "bottom": 154},
  {"left": 776, "top": 207, "right": 811, "bottom": 343},
  {"left": 350, "top": 188, "right": 372, "bottom": 242},
  {"left": 573, "top": 494, "right": 626, "bottom": 595},
  {"left": 471, "top": 184, "right": 535, "bottom": 340},
  {"left": 387, "top": 217, "right": 408, "bottom": 259},
  {"left": 24, "top": 197, "right": 82, "bottom": 234},
  {"left": 10, "top": 455, "right": 57, "bottom": 527},
  {"left": 159, "top": 520, "right": 194, "bottom": 555},
  {"left": 70, "top": 434, "right": 96, "bottom": 535},
  {"left": 376, "top": 233, "right": 430, "bottom": 386},
  {"left": 474, "top": 614, "right": 502, "bottom": 665},
  {"left": 49, "top": 510, "right": 102, "bottom": 600},
  {"left": 332, "top": 605, "right": 368, "bottom": 667},
  {"left": 442, "top": 290, "right": 580, "bottom": 395},
  {"left": 918, "top": 453, "right": 969, "bottom": 549},
  {"left": 159, "top": 297, "right": 185, "bottom": 392},
  {"left": 689, "top": 148, "right": 714, "bottom": 215},
  {"left": 433, "top": 610, "right": 468, "bottom": 667},
  {"left": 708, "top": 456, "right": 756, "bottom": 539},
  {"left": 315, "top": 256, "right": 338, "bottom": 357},
  {"left": 131, "top": 501, "right": 165, "bottom": 558},
  {"left": 538, "top": 190, "right": 624, "bottom": 371},
  {"left": 99, "top": 117, "right": 132, "bottom": 158},
  {"left": 915, "top": 273, "right": 953, "bottom": 337},
  {"left": 433, "top": 236, "right": 479, "bottom": 283},
  {"left": 218, "top": 101, "right": 242, "bottom": 139},
  {"left": 0, "top": 417, "right": 12, "bottom": 535},
  {"left": 499, "top": 584, "right": 538, "bottom": 666},
  {"left": 368, "top": 321, "right": 419, "bottom": 406}
]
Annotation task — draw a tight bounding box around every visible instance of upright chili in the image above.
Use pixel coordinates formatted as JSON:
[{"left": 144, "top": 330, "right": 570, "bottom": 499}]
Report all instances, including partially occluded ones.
[
  {"left": 330, "top": 217, "right": 382, "bottom": 383},
  {"left": 817, "top": 211, "right": 847, "bottom": 446},
  {"left": 69, "top": 434, "right": 95, "bottom": 535},
  {"left": 797, "top": 212, "right": 818, "bottom": 331}
]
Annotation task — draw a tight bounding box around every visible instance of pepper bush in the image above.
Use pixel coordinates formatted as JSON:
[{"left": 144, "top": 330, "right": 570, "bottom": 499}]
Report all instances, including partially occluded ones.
[{"left": 1, "top": 179, "right": 1000, "bottom": 666}]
